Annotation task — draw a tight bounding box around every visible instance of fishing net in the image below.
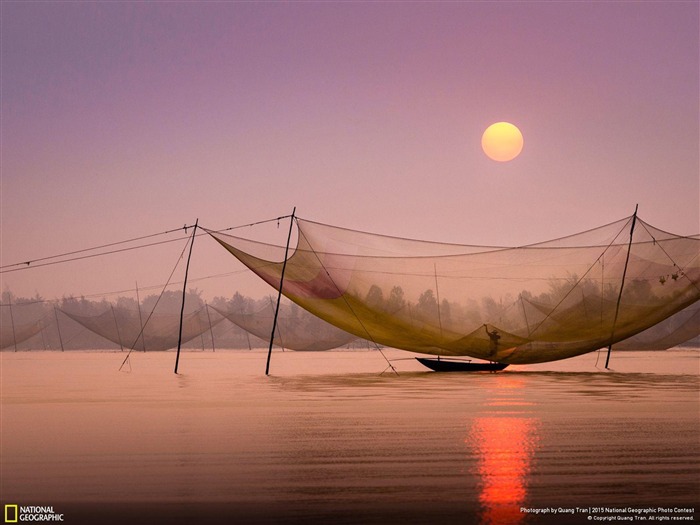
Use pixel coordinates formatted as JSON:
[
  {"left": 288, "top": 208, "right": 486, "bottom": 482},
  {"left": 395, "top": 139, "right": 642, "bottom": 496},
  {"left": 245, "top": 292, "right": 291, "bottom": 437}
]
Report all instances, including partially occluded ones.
[
  {"left": 60, "top": 306, "right": 222, "bottom": 351},
  {"left": 615, "top": 300, "right": 700, "bottom": 350},
  {"left": 1, "top": 300, "right": 54, "bottom": 350},
  {"left": 206, "top": 215, "right": 700, "bottom": 364},
  {"left": 0, "top": 319, "right": 44, "bottom": 349},
  {"left": 210, "top": 302, "right": 357, "bottom": 351}
]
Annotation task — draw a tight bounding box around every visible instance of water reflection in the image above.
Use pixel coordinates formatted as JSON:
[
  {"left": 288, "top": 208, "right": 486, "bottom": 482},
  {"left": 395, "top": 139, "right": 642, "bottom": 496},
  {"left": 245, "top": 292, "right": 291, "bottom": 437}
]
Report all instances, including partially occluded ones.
[{"left": 467, "top": 377, "right": 540, "bottom": 525}]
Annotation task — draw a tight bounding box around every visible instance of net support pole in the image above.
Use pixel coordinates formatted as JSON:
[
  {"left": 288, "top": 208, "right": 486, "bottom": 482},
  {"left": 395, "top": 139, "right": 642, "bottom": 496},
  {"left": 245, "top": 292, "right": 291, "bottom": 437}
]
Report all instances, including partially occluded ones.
[
  {"left": 205, "top": 303, "right": 216, "bottom": 352},
  {"left": 266, "top": 207, "right": 296, "bottom": 376},
  {"left": 54, "top": 305, "right": 65, "bottom": 352},
  {"left": 243, "top": 305, "right": 252, "bottom": 351},
  {"left": 174, "top": 219, "right": 198, "bottom": 374},
  {"left": 111, "top": 304, "right": 124, "bottom": 352},
  {"left": 605, "top": 204, "right": 638, "bottom": 369},
  {"left": 8, "top": 297, "right": 17, "bottom": 352},
  {"left": 135, "top": 282, "right": 146, "bottom": 352}
]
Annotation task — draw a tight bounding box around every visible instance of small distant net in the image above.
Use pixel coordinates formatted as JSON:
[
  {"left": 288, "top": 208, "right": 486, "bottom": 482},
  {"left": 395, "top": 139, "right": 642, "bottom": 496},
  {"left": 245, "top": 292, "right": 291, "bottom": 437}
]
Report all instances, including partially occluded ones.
[
  {"left": 206, "top": 214, "right": 700, "bottom": 364},
  {"left": 60, "top": 306, "right": 222, "bottom": 351},
  {"left": 210, "top": 302, "right": 357, "bottom": 351},
  {"left": 0, "top": 319, "right": 44, "bottom": 349}
]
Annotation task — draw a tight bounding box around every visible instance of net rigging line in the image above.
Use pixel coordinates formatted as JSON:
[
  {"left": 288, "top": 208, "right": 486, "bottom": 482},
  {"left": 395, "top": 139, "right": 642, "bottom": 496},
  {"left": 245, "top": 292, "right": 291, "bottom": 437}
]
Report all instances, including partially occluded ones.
[
  {"left": 118, "top": 233, "right": 193, "bottom": 371},
  {"left": 205, "top": 214, "right": 295, "bottom": 235},
  {"left": 638, "top": 220, "right": 700, "bottom": 295},
  {"left": 0, "top": 225, "right": 197, "bottom": 273},
  {"left": 2, "top": 217, "right": 294, "bottom": 274},
  {"left": 0, "top": 215, "right": 289, "bottom": 274}
]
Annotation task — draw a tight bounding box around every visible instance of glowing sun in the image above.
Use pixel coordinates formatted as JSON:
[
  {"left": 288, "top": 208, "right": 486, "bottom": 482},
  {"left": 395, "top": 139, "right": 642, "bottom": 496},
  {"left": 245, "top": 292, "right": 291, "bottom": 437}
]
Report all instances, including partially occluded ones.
[{"left": 481, "top": 122, "right": 524, "bottom": 162}]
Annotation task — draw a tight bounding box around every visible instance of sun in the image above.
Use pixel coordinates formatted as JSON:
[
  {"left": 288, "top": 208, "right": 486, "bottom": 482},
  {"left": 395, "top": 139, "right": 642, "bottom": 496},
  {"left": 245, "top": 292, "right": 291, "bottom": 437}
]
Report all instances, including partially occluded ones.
[{"left": 481, "top": 122, "right": 524, "bottom": 162}]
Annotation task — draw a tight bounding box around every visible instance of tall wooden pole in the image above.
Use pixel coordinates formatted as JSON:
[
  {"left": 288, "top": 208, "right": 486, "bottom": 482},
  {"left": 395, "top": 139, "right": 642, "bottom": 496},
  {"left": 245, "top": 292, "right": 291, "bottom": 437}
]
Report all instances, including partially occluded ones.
[
  {"left": 266, "top": 208, "right": 296, "bottom": 376},
  {"left": 242, "top": 304, "right": 252, "bottom": 351},
  {"left": 205, "top": 303, "right": 216, "bottom": 352},
  {"left": 174, "top": 220, "right": 198, "bottom": 374},
  {"left": 606, "top": 204, "right": 638, "bottom": 369},
  {"left": 54, "top": 305, "right": 65, "bottom": 352},
  {"left": 111, "top": 304, "right": 124, "bottom": 352},
  {"left": 135, "top": 283, "right": 146, "bottom": 351},
  {"left": 8, "top": 297, "right": 17, "bottom": 352}
]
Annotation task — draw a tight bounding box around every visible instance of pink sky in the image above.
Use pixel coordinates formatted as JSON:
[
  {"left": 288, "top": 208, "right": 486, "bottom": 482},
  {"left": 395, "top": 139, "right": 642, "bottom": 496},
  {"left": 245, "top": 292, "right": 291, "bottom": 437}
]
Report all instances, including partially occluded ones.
[{"left": 1, "top": 1, "right": 698, "bottom": 302}]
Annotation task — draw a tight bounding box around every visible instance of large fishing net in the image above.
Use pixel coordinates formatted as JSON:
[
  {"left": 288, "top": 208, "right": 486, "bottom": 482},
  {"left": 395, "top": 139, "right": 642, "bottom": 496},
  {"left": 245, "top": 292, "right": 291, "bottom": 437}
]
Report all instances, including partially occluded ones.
[
  {"left": 209, "top": 302, "right": 357, "bottom": 351},
  {"left": 60, "top": 306, "right": 222, "bottom": 351},
  {"left": 206, "top": 214, "right": 700, "bottom": 364},
  {"left": 615, "top": 300, "right": 700, "bottom": 350}
]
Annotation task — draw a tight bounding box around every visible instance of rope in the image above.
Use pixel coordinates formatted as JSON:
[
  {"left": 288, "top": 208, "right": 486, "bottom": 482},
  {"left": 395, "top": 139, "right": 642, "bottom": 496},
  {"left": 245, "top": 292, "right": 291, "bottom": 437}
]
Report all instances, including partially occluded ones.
[
  {"left": 0, "top": 225, "right": 196, "bottom": 272},
  {"left": 639, "top": 220, "right": 700, "bottom": 295},
  {"left": 118, "top": 234, "right": 192, "bottom": 371},
  {"left": 1, "top": 215, "right": 291, "bottom": 274},
  {"left": 206, "top": 214, "right": 294, "bottom": 234}
]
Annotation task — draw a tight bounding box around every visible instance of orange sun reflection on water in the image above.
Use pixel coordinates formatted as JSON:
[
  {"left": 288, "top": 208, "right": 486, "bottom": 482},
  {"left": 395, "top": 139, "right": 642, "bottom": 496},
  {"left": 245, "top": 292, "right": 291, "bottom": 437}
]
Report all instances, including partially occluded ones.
[{"left": 467, "top": 378, "right": 540, "bottom": 525}]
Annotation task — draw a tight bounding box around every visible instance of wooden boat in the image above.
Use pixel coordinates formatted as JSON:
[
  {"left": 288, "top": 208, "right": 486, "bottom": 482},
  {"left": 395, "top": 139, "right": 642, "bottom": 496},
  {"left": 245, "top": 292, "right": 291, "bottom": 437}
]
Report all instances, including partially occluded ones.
[{"left": 416, "top": 356, "right": 508, "bottom": 372}]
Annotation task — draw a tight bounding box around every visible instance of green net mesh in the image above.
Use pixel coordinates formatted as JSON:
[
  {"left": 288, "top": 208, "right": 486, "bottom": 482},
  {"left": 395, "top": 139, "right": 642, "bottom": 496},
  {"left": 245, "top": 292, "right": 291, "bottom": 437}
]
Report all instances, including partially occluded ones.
[{"left": 207, "top": 214, "right": 700, "bottom": 364}]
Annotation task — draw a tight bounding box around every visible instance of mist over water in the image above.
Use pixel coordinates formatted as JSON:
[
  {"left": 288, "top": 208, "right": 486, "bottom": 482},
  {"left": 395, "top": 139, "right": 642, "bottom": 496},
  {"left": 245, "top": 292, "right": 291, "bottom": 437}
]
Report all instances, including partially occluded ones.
[{"left": 1, "top": 349, "right": 698, "bottom": 524}]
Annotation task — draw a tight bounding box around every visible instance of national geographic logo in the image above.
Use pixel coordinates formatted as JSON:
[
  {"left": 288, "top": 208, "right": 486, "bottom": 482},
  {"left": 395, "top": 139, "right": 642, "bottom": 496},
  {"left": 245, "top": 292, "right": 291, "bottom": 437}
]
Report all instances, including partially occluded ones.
[{"left": 4, "top": 505, "right": 64, "bottom": 522}]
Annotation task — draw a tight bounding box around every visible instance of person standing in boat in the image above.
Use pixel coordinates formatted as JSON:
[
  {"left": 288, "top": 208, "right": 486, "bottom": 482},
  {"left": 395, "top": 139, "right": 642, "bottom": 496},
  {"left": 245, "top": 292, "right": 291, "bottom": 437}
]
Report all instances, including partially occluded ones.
[{"left": 485, "top": 325, "right": 501, "bottom": 358}]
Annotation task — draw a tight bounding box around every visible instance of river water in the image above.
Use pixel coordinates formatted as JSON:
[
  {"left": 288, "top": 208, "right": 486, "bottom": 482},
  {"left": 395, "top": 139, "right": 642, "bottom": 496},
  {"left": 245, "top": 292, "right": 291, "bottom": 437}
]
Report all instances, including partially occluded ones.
[{"left": 1, "top": 349, "right": 698, "bottom": 524}]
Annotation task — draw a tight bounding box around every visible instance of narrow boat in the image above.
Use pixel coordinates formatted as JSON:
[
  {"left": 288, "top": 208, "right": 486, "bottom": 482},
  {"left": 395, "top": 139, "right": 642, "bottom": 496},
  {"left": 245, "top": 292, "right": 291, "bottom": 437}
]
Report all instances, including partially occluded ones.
[{"left": 416, "top": 356, "right": 508, "bottom": 372}]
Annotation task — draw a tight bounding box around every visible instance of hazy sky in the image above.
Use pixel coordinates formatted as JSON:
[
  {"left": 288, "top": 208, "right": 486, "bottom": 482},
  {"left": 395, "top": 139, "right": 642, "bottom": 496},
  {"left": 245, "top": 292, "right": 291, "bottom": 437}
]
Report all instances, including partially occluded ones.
[{"left": 1, "top": 1, "right": 698, "bottom": 302}]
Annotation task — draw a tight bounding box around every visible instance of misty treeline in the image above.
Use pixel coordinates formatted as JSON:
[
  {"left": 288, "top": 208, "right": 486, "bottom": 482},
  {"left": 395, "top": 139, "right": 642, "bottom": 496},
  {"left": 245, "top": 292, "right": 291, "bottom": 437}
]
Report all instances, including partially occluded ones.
[
  {"left": 0, "top": 288, "right": 294, "bottom": 351},
  {"left": 3, "top": 278, "right": 698, "bottom": 351}
]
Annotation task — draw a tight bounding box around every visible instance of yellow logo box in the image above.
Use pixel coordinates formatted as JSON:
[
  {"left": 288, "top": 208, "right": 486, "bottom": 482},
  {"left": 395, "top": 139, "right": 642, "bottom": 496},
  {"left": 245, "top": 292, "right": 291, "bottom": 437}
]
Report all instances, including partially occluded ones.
[{"left": 4, "top": 504, "right": 18, "bottom": 523}]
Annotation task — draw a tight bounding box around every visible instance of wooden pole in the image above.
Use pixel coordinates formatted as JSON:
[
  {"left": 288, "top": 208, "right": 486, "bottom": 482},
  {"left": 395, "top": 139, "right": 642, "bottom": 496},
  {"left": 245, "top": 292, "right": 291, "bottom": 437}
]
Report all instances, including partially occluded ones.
[
  {"left": 175, "top": 220, "right": 198, "bottom": 374},
  {"left": 135, "top": 283, "right": 146, "bottom": 352},
  {"left": 242, "top": 305, "right": 252, "bottom": 351},
  {"left": 196, "top": 313, "right": 205, "bottom": 351},
  {"left": 268, "top": 295, "right": 285, "bottom": 351},
  {"left": 111, "top": 304, "right": 124, "bottom": 352},
  {"left": 606, "top": 204, "right": 638, "bottom": 369},
  {"left": 434, "top": 263, "right": 443, "bottom": 337},
  {"left": 266, "top": 208, "right": 296, "bottom": 376},
  {"left": 205, "top": 303, "right": 216, "bottom": 352},
  {"left": 54, "top": 305, "right": 65, "bottom": 352},
  {"left": 8, "top": 297, "right": 17, "bottom": 352},
  {"left": 40, "top": 321, "right": 48, "bottom": 350}
]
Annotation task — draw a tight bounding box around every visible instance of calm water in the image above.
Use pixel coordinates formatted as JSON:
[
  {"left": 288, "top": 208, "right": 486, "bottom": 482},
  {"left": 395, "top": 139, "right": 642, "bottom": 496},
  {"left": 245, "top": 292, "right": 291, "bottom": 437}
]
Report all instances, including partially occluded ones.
[{"left": 1, "top": 349, "right": 698, "bottom": 524}]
